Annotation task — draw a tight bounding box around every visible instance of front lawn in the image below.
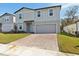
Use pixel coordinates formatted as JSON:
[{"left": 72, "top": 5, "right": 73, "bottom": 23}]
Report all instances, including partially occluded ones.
[
  {"left": 58, "top": 32, "right": 79, "bottom": 54},
  {"left": 0, "top": 33, "right": 30, "bottom": 44}
]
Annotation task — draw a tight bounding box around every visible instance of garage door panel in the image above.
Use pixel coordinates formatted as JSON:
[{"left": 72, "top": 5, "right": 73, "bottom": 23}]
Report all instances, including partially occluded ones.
[
  {"left": 36, "top": 24, "right": 56, "bottom": 33},
  {"left": 2, "top": 24, "right": 13, "bottom": 32}
]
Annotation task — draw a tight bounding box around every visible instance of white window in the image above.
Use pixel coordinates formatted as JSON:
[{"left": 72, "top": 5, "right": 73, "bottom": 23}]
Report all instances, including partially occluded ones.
[
  {"left": 19, "top": 25, "right": 22, "bottom": 30},
  {"left": 5, "top": 19, "right": 9, "bottom": 22},
  {"left": 49, "top": 9, "right": 53, "bottom": 16},
  {"left": 6, "top": 19, "right": 9, "bottom": 21},
  {"left": 37, "top": 11, "right": 41, "bottom": 17},
  {"left": 19, "top": 14, "right": 22, "bottom": 19},
  {"left": 4, "top": 16, "right": 9, "bottom": 22}
]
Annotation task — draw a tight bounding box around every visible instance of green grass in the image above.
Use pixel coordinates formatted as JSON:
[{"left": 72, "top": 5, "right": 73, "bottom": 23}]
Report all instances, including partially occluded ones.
[
  {"left": 58, "top": 32, "right": 79, "bottom": 54},
  {"left": 0, "top": 33, "right": 30, "bottom": 44}
]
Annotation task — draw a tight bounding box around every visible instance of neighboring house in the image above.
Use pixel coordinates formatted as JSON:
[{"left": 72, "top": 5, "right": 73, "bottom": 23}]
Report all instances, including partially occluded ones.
[
  {"left": 14, "top": 5, "right": 61, "bottom": 33},
  {"left": 76, "top": 20, "right": 79, "bottom": 34},
  {"left": 63, "top": 20, "right": 79, "bottom": 35},
  {"left": 0, "top": 13, "right": 15, "bottom": 32},
  {"left": 63, "top": 24, "right": 77, "bottom": 35}
]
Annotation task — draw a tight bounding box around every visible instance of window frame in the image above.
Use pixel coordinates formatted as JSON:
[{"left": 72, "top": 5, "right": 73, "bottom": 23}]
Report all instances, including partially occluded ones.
[
  {"left": 37, "top": 11, "right": 41, "bottom": 17},
  {"left": 19, "top": 14, "right": 22, "bottom": 19},
  {"left": 5, "top": 18, "right": 9, "bottom": 22},
  {"left": 19, "top": 25, "right": 22, "bottom": 30},
  {"left": 6, "top": 19, "right": 9, "bottom": 21},
  {"left": 49, "top": 9, "right": 53, "bottom": 16}
]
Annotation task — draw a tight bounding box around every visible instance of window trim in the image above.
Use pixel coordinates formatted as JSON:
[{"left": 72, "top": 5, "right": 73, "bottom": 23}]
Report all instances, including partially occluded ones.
[
  {"left": 5, "top": 18, "right": 9, "bottom": 22},
  {"left": 19, "top": 25, "right": 22, "bottom": 30},
  {"left": 37, "top": 11, "right": 41, "bottom": 17},
  {"left": 19, "top": 14, "right": 22, "bottom": 19},
  {"left": 49, "top": 9, "right": 53, "bottom": 16},
  {"left": 6, "top": 19, "right": 9, "bottom": 21}
]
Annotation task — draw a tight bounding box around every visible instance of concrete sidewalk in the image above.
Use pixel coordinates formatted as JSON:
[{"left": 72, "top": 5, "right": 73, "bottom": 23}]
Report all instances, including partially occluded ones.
[{"left": 0, "top": 44, "right": 78, "bottom": 56}]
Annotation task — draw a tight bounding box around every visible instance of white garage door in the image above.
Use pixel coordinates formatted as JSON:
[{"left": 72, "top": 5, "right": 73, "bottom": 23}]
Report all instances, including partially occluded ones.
[
  {"left": 2, "top": 24, "right": 13, "bottom": 32},
  {"left": 36, "top": 24, "right": 56, "bottom": 33}
]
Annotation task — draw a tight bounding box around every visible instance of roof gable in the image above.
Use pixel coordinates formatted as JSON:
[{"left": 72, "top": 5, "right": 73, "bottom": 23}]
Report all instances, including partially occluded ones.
[
  {"left": 14, "top": 5, "right": 61, "bottom": 14},
  {"left": 0, "top": 13, "right": 15, "bottom": 18},
  {"left": 34, "top": 5, "right": 61, "bottom": 10},
  {"left": 14, "top": 7, "right": 34, "bottom": 14}
]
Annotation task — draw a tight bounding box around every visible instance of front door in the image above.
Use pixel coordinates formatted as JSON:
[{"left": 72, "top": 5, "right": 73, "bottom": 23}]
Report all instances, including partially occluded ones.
[{"left": 27, "top": 23, "right": 32, "bottom": 32}]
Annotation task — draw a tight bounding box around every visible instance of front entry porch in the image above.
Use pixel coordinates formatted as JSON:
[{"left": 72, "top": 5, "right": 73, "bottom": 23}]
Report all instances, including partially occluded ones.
[{"left": 24, "top": 21, "right": 34, "bottom": 33}]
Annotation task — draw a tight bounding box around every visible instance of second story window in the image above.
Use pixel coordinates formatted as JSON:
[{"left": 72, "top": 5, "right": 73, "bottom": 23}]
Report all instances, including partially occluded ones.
[
  {"left": 49, "top": 9, "right": 53, "bottom": 16},
  {"left": 5, "top": 19, "right": 6, "bottom": 22},
  {"left": 6, "top": 19, "right": 9, "bottom": 21},
  {"left": 19, "top": 14, "right": 22, "bottom": 19},
  {"left": 37, "top": 11, "right": 40, "bottom": 17},
  {"left": 5, "top": 19, "right": 9, "bottom": 22}
]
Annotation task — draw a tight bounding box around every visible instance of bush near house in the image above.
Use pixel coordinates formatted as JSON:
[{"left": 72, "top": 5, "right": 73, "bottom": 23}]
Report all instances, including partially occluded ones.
[
  {"left": 0, "top": 33, "right": 30, "bottom": 44},
  {"left": 58, "top": 32, "right": 79, "bottom": 54}
]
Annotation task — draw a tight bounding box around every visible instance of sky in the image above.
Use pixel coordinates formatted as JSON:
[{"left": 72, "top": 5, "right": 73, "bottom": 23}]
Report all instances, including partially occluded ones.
[{"left": 0, "top": 3, "right": 79, "bottom": 18}]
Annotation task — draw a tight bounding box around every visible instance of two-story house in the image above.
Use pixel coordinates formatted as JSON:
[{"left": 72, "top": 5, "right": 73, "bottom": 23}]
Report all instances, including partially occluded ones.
[
  {"left": 0, "top": 13, "right": 15, "bottom": 32},
  {"left": 14, "top": 5, "right": 61, "bottom": 33}
]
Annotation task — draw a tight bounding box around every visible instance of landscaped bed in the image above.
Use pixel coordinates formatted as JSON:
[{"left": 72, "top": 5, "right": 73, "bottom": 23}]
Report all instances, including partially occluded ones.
[
  {"left": 58, "top": 32, "right": 79, "bottom": 54},
  {"left": 0, "top": 33, "right": 30, "bottom": 44}
]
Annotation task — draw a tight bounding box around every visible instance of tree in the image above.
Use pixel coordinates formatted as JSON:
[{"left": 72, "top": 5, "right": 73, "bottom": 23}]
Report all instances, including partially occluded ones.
[
  {"left": 62, "top": 6, "right": 79, "bottom": 26},
  {"left": 61, "top": 6, "right": 79, "bottom": 32},
  {"left": 61, "top": 19, "right": 68, "bottom": 31},
  {"left": 65, "top": 6, "right": 79, "bottom": 20}
]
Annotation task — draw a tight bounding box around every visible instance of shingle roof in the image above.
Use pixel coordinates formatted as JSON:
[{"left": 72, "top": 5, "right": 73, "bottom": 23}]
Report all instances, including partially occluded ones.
[
  {"left": 0, "top": 13, "right": 15, "bottom": 18},
  {"left": 14, "top": 5, "right": 61, "bottom": 14},
  {"left": 14, "top": 7, "right": 34, "bottom": 14},
  {"left": 34, "top": 5, "right": 61, "bottom": 10}
]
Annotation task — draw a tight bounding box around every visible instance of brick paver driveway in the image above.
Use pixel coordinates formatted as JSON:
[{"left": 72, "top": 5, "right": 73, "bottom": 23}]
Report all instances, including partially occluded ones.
[{"left": 10, "top": 34, "right": 58, "bottom": 51}]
